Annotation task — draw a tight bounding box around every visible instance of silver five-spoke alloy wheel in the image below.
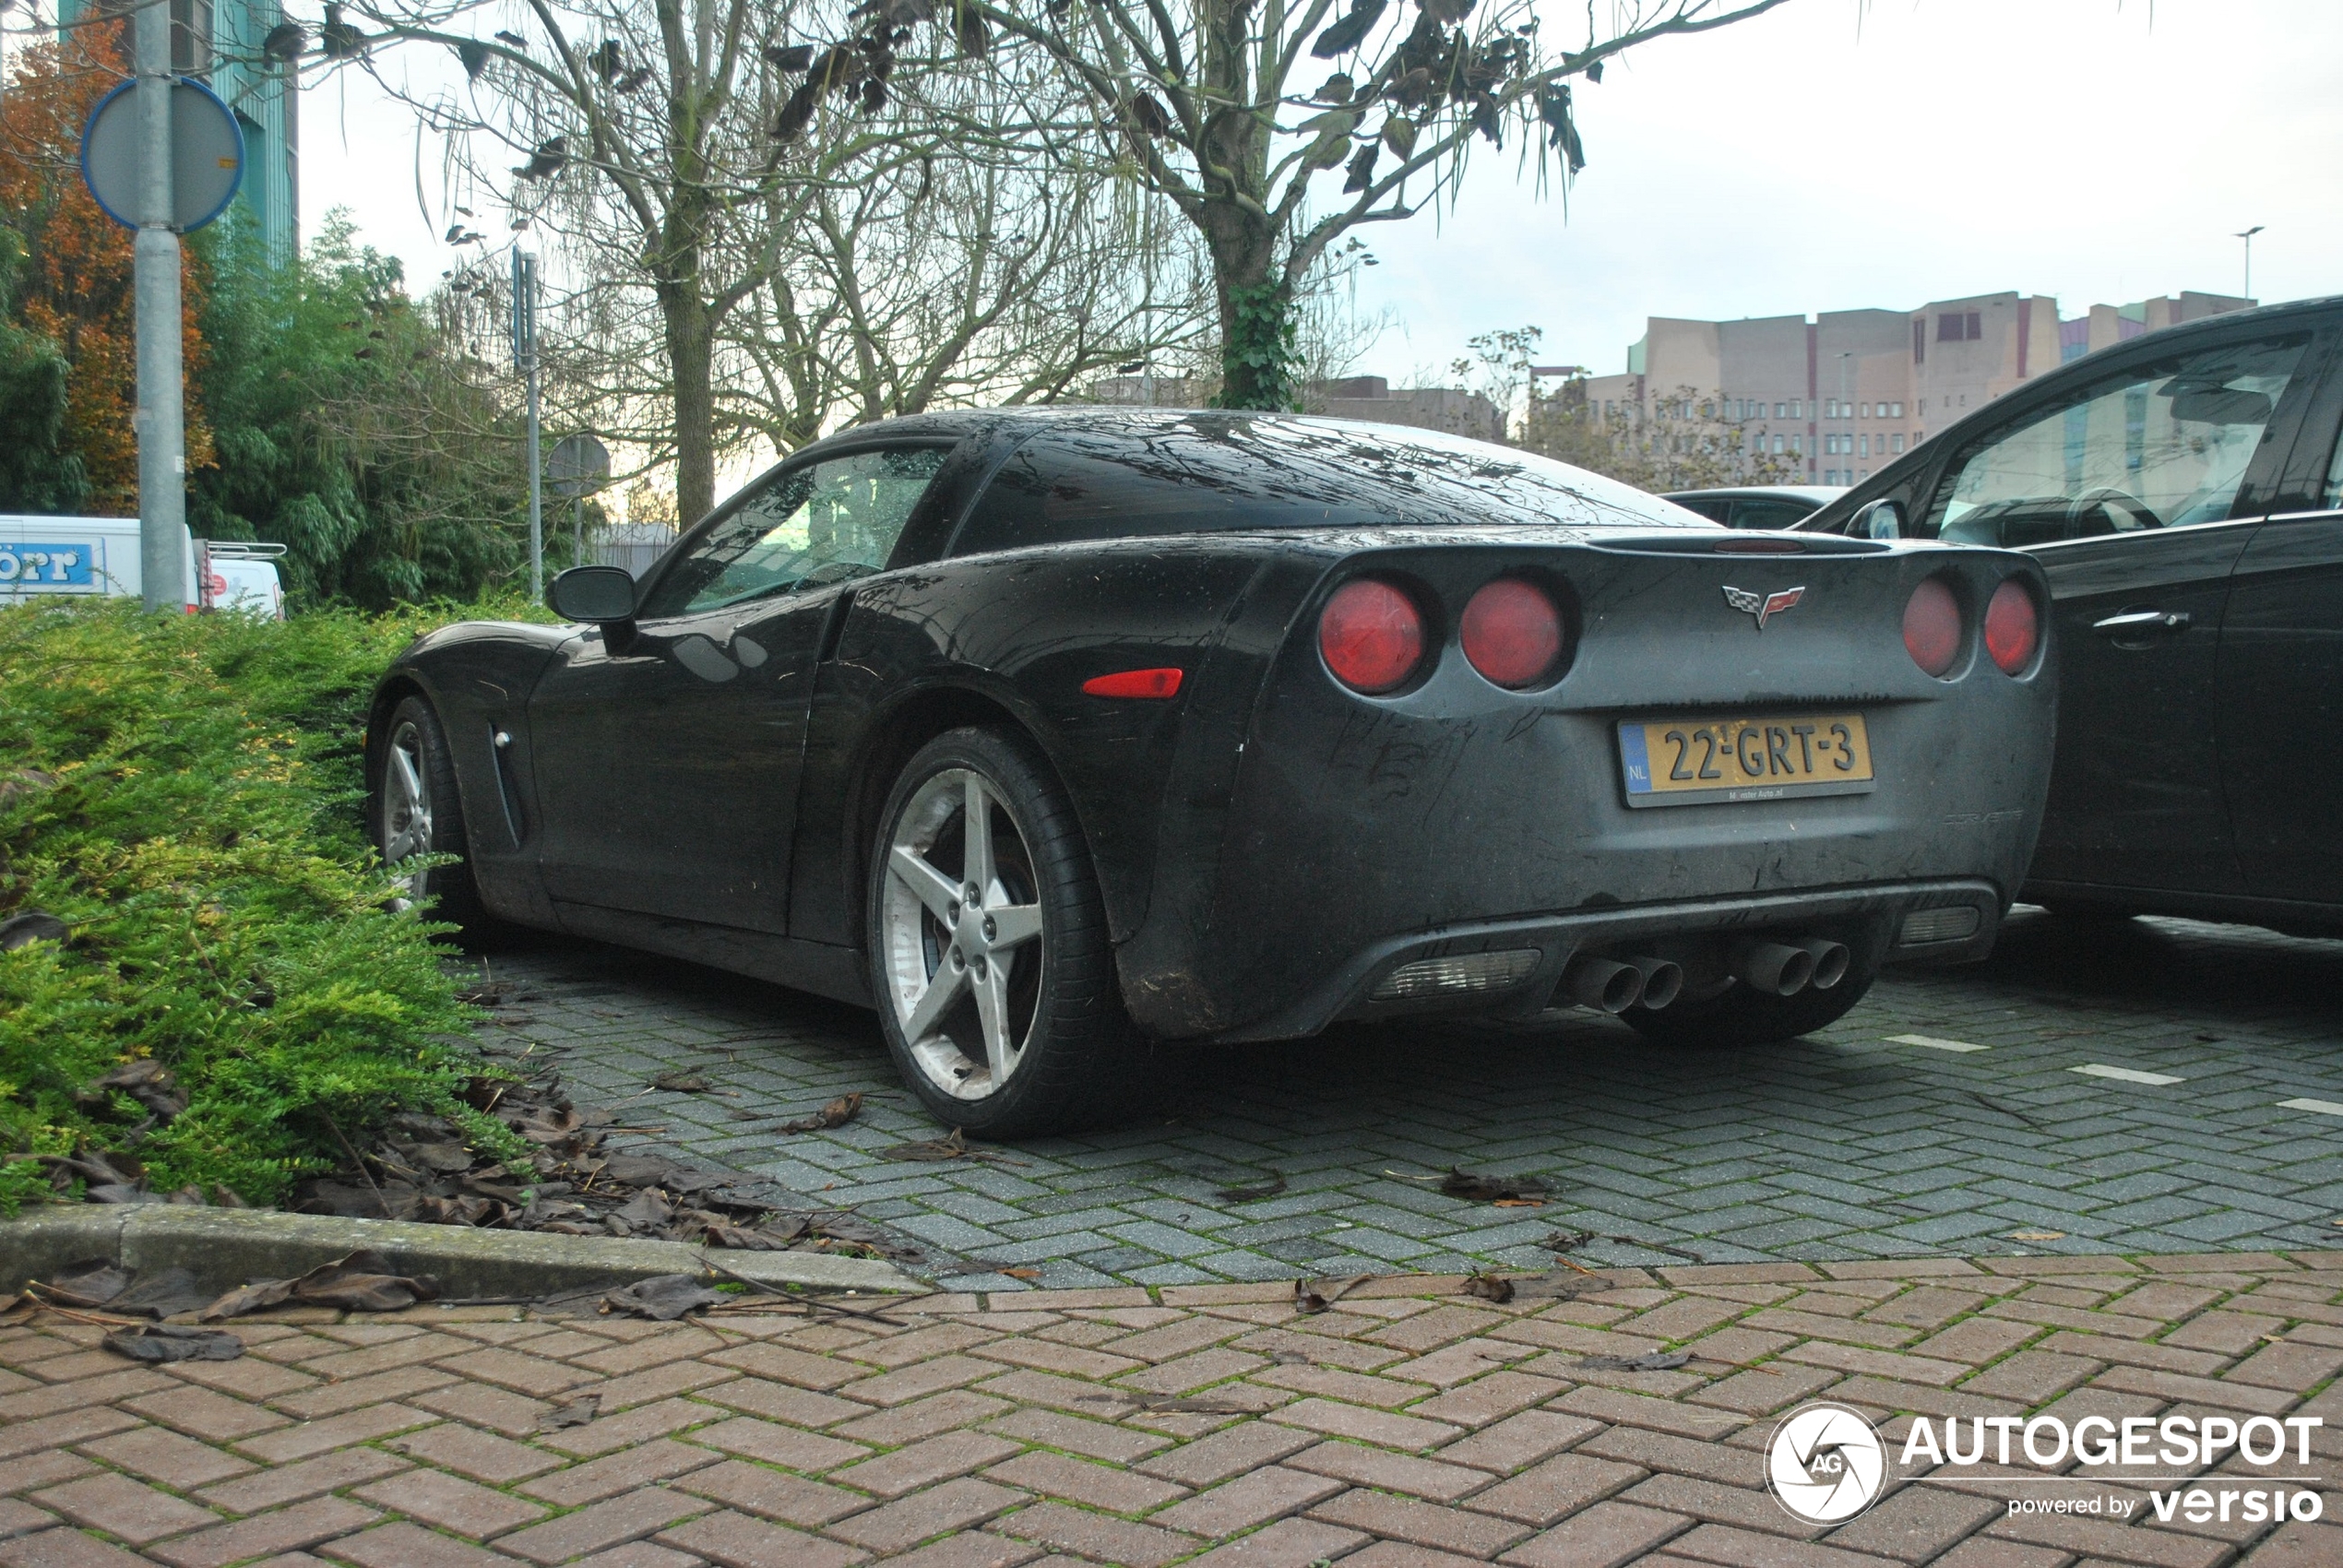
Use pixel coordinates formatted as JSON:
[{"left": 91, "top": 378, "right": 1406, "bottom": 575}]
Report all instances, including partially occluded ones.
[
  {"left": 380, "top": 719, "right": 434, "bottom": 909},
  {"left": 879, "top": 768, "right": 1046, "bottom": 1099}
]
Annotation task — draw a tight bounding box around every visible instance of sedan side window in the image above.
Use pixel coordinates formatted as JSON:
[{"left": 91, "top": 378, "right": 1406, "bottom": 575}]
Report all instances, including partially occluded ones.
[
  {"left": 639, "top": 447, "right": 948, "bottom": 618},
  {"left": 1926, "top": 336, "right": 2305, "bottom": 550}
]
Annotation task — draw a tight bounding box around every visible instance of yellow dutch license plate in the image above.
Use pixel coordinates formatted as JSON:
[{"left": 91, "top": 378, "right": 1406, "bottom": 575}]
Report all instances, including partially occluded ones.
[{"left": 1618, "top": 713, "right": 1875, "bottom": 807}]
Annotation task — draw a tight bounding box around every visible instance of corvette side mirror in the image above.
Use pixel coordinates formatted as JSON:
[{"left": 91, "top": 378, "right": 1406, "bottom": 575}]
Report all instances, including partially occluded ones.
[
  {"left": 549, "top": 564, "right": 636, "bottom": 624},
  {"left": 1852, "top": 499, "right": 1903, "bottom": 540}
]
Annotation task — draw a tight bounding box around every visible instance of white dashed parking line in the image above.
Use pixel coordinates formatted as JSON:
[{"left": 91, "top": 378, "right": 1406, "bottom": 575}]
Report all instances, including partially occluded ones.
[
  {"left": 2072, "top": 1063, "right": 2186, "bottom": 1087},
  {"left": 1888, "top": 1034, "right": 1990, "bottom": 1052}
]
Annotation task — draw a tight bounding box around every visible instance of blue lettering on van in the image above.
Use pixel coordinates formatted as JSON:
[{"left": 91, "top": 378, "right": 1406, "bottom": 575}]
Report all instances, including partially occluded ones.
[{"left": 0, "top": 545, "right": 95, "bottom": 588}]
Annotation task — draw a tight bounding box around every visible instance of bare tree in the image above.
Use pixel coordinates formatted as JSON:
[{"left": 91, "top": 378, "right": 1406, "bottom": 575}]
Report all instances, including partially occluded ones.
[
  {"left": 967, "top": 0, "right": 1790, "bottom": 410},
  {"left": 1521, "top": 379, "right": 1802, "bottom": 491},
  {"left": 327, "top": 0, "right": 1207, "bottom": 518}
]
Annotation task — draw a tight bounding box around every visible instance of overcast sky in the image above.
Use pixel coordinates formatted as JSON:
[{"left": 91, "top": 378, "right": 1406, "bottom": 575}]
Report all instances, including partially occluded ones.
[{"left": 303, "top": 0, "right": 2343, "bottom": 401}]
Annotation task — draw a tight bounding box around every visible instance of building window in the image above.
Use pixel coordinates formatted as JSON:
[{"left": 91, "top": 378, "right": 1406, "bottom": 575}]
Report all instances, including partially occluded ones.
[
  {"left": 1790, "top": 434, "right": 1803, "bottom": 455},
  {"left": 1889, "top": 401, "right": 1904, "bottom": 417},
  {"left": 1860, "top": 402, "right": 1871, "bottom": 419},
  {"left": 1892, "top": 434, "right": 1905, "bottom": 454},
  {"left": 1771, "top": 435, "right": 1785, "bottom": 454},
  {"left": 1913, "top": 319, "right": 1926, "bottom": 364},
  {"left": 1936, "top": 311, "right": 1983, "bottom": 342}
]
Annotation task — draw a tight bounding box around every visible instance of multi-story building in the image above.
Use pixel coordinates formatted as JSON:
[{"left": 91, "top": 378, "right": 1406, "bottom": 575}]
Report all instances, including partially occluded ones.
[
  {"left": 59, "top": 0, "right": 300, "bottom": 261},
  {"left": 1576, "top": 290, "right": 2253, "bottom": 486}
]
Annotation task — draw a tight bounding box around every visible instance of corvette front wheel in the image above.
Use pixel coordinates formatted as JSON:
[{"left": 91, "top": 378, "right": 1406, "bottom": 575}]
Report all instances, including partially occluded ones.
[{"left": 868, "top": 728, "right": 1150, "bottom": 1137}]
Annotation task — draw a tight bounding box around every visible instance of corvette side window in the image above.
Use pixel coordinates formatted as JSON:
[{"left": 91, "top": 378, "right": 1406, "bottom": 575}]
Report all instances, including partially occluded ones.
[
  {"left": 1925, "top": 335, "right": 2304, "bottom": 550},
  {"left": 639, "top": 447, "right": 947, "bottom": 617}
]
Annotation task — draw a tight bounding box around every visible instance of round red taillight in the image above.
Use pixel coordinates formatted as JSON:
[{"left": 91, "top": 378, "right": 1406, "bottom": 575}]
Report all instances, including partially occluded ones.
[
  {"left": 1319, "top": 578, "right": 1425, "bottom": 695},
  {"left": 1984, "top": 578, "right": 2039, "bottom": 674},
  {"left": 1903, "top": 577, "right": 1962, "bottom": 677},
  {"left": 1460, "top": 578, "right": 1564, "bottom": 689}
]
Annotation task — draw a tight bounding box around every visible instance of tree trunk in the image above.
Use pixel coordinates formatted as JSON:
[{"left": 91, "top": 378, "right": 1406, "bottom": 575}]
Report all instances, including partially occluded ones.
[
  {"left": 1203, "top": 207, "right": 1295, "bottom": 411},
  {"left": 660, "top": 281, "right": 717, "bottom": 526}
]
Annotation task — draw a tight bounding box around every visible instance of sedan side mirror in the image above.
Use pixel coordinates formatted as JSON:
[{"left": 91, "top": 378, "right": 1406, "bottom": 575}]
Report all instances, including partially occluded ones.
[
  {"left": 1851, "top": 499, "right": 1904, "bottom": 540},
  {"left": 549, "top": 564, "right": 637, "bottom": 624}
]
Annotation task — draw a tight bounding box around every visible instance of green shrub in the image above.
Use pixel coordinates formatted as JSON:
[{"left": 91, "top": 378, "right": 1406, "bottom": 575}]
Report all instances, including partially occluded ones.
[{"left": 0, "top": 595, "right": 546, "bottom": 1207}]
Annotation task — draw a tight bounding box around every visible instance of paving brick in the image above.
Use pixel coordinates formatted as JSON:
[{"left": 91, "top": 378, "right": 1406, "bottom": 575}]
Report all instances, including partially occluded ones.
[
  {"left": 1151, "top": 1467, "right": 1345, "bottom": 1538},
  {"left": 1175, "top": 1516, "right": 1373, "bottom": 1568},
  {"left": 7, "top": 1406, "right": 170, "bottom": 1459},
  {"left": 861, "top": 1533, "right": 1037, "bottom": 1568},
  {"left": 1497, "top": 1499, "right": 1692, "bottom": 1567},
  {"left": 1437, "top": 1410, "right": 1604, "bottom": 1475},
  {"left": 386, "top": 1423, "right": 565, "bottom": 1484},
  {"left": 1984, "top": 1513, "right": 2230, "bottom": 1568},
  {"left": 1659, "top": 1521, "right": 1906, "bottom": 1566},
  {"left": 428, "top": 1347, "right": 597, "bottom": 1398},
  {"left": 0, "top": 1528, "right": 168, "bottom": 1568},
  {"left": 981, "top": 1407, "right": 1171, "bottom": 1463},
  {"left": 686, "top": 1416, "right": 870, "bottom": 1473},
  {"left": 701, "top": 1380, "right": 873, "bottom": 1430},
  {"left": 77, "top": 1427, "right": 256, "bottom": 1490},
  {"left": 1284, "top": 1442, "right": 1492, "bottom": 1503},
  {"left": 1311, "top": 1489, "right": 1532, "bottom": 1556},
  {"left": 519, "top": 1437, "right": 721, "bottom": 1506},
  {"left": 655, "top": 1509, "right": 868, "bottom": 1568},
  {"left": 30, "top": 1473, "right": 218, "bottom": 1545},
  {"left": 673, "top": 1459, "right": 872, "bottom": 1529},
  {"left": 992, "top": 1501, "right": 1196, "bottom": 1568},
  {"left": 1820, "top": 1482, "right": 2002, "bottom": 1563},
  {"left": 0, "top": 1503, "right": 54, "bottom": 1543},
  {"left": 830, "top": 1431, "right": 1024, "bottom": 1498},
  {"left": 0, "top": 1455, "right": 96, "bottom": 1498},
  {"left": 321, "top": 1521, "right": 511, "bottom": 1568},
  {"left": 146, "top": 1499, "right": 380, "bottom": 1568},
  {"left": 823, "top": 1478, "right": 1027, "bottom": 1553},
  {"left": 232, "top": 1404, "right": 438, "bottom": 1464},
  {"left": 495, "top": 1490, "right": 716, "bottom": 1564},
  {"left": 1466, "top": 1452, "right": 1647, "bottom": 1527},
  {"left": 983, "top": 1449, "right": 1187, "bottom": 1515},
  {"left": 1268, "top": 1397, "right": 1462, "bottom": 1452},
  {"left": 538, "top": 1396, "right": 718, "bottom": 1457},
  {"left": 1333, "top": 1543, "right": 1486, "bottom": 1568},
  {"left": 196, "top": 1448, "right": 410, "bottom": 1515},
  {"left": 350, "top": 1469, "right": 544, "bottom": 1540},
  {"left": 407, "top": 1381, "right": 550, "bottom": 1438},
  {"left": 1136, "top": 1421, "right": 1319, "bottom": 1487},
  {"left": 565, "top": 1543, "right": 700, "bottom": 1568}
]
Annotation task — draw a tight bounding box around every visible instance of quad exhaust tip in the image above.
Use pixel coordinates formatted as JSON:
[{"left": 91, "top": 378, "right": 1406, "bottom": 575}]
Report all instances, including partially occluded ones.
[
  {"left": 1730, "top": 936, "right": 1852, "bottom": 996},
  {"left": 1564, "top": 955, "right": 1684, "bottom": 1014}
]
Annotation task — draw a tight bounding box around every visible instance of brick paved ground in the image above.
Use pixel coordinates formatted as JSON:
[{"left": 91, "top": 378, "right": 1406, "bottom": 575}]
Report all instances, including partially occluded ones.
[
  {"left": 6, "top": 1254, "right": 2341, "bottom": 1568},
  {"left": 468, "top": 910, "right": 2343, "bottom": 1291}
]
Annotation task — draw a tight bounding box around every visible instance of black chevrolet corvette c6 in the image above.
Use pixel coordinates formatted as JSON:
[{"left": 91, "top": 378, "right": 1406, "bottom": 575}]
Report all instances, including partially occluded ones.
[{"left": 367, "top": 410, "right": 2057, "bottom": 1135}]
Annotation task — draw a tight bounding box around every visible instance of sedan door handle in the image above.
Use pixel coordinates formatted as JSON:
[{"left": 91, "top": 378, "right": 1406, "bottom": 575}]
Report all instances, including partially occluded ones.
[{"left": 2091, "top": 610, "right": 2192, "bottom": 636}]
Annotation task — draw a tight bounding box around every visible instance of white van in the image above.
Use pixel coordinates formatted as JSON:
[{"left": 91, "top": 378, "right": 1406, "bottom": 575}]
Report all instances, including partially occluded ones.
[{"left": 0, "top": 516, "right": 283, "bottom": 617}]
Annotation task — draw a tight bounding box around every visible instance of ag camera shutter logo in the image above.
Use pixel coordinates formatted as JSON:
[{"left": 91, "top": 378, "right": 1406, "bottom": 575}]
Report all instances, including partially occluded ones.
[{"left": 1767, "top": 1402, "right": 1887, "bottom": 1523}]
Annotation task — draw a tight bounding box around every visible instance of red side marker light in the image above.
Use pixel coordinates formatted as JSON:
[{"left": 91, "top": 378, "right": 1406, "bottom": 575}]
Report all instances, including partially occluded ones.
[{"left": 1082, "top": 667, "right": 1184, "bottom": 699}]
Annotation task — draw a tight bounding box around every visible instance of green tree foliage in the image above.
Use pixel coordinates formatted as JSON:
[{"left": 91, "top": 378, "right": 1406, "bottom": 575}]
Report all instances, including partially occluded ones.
[
  {"left": 0, "top": 598, "right": 535, "bottom": 1211},
  {"left": 190, "top": 215, "right": 529, "bottom": 608},
  {"left": 0, "top": 232, "right": 89, "bottom": 512}
]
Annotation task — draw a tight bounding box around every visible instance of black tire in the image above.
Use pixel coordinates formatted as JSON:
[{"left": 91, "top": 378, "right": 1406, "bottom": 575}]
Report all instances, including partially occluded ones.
[
  {"left": 1621, "top": 961, "right": 1880, "bottom": 1051},
  {"left": 367, "top": 694, "right": 489, "bottom": 928},
  {"left": 866, "top": 727, "right": 1153, "bottom": 1137}
]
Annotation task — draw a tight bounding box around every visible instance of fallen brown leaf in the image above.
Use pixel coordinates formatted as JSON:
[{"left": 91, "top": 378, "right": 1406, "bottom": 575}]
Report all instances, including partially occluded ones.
[
  {"left": 1461, "top": 1273, "right": 1516, "bottom": 1303},
  {"left": 774, "top": 1093, "right": 863, "bottom": 1134},
  {"left": 648, "top": 1071, "right": 713, "bottom": 1093},
  {"left": 1218, "top": 1175, "right": 1286, "bottom": 1204},
  {"left": 539, "top": 1393, "right": 601, "bottom": 1430},
  {"left": 1441, "top": 1167, "right": 1549, "bottom": 1202},
  {"left": 2008, "top": 1230, "right": 2065, "bottom": 1241},
  {"left": 999, "top": 1267, "right": 1042, "bottom": 1280},
  {"left": 1577, "top": 1348, "right": 1692, "bottom": 1372}
]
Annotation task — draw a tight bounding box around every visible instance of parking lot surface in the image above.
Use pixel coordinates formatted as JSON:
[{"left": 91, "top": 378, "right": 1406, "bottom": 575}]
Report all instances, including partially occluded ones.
[
  {"left": 474, "top": 910, "right": 2343, "bottom": 1292},
  {"left": 4, "top": 1254, "right": 2339, "bottom": 1568}
]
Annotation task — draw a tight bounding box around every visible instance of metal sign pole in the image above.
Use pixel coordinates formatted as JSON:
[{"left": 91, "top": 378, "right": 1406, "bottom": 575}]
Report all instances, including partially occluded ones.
[
  {"left": 513, "top": 251, "right": 542, "bottom": 599},
  {"left": 134, "top": 0, "right": 186, "bottom": 612}
]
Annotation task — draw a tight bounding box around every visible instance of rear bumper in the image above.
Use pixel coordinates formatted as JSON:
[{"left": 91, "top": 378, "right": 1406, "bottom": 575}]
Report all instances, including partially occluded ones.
[{"left": 1197, "top": 877, "right": 2002, "bottom": 1043}]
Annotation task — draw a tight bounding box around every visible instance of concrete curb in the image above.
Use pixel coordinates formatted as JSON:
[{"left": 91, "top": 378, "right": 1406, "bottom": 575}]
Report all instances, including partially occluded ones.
[{"left": 0, "top": 1205, "right": 927, "bottom": 1300}]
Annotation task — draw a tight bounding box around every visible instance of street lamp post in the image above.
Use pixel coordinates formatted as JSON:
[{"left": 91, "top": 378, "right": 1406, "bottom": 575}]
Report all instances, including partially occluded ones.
[{"left": 2235, "top": 225, "right": 2265, "bottom": 302}]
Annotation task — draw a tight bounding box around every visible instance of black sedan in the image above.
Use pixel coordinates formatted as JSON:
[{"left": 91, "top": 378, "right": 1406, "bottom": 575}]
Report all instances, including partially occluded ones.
[
  {"left": 1803, "top": 295, "right": 2343, "bottom": 935},
  {"left": 368, "top": 410, "right": 2056, "bottom": 1134}
]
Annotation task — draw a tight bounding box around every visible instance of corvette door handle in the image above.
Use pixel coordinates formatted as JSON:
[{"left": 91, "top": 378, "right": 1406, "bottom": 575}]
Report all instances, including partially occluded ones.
[{"left": 2091, "top": 610, "right": 2191, "bottom": 637}]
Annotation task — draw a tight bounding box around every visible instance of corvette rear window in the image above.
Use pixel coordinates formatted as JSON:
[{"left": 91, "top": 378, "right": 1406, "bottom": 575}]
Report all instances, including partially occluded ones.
[{"left": 955, "top": 415, "right": 1703, "bottom": 553}]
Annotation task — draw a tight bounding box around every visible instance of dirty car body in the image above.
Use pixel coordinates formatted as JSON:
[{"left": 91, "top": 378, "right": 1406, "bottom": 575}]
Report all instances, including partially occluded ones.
[{"left": 371, "top": 410, "right": 2056, "bottom": 1131}]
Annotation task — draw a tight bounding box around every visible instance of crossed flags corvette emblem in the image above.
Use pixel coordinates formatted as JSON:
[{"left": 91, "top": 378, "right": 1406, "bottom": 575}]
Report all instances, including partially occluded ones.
[{"left": 1723, "top": 584, "right": 1805, "bottom": 630}]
